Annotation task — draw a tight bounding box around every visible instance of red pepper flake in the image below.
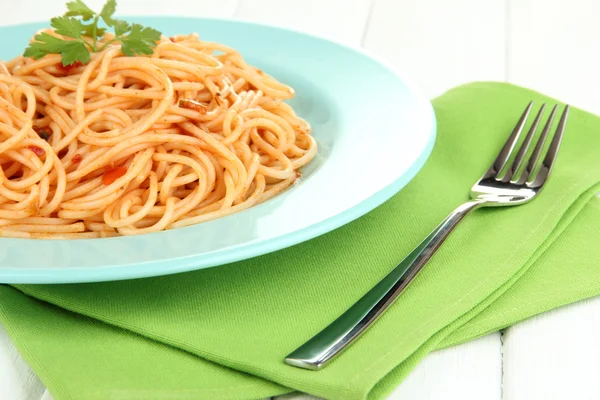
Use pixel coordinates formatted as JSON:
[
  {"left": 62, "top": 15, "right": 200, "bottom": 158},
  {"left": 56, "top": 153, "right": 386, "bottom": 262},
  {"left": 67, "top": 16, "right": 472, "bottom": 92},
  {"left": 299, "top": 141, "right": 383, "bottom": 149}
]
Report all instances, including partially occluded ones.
[
  {"left": 56, "top": 61, "right": 83, "bottom": 76},
  {"left": 72, "top": 154, "right": 82, "bottom": 164},
  {"left": 178, "top": 99, "right": 208, "bottom": 114},
  {"left": 28, "top": 145, "right": 45, "bottom": 157},
  {"left": 102, "top": 166, "right": 127, "bottom": 185}
]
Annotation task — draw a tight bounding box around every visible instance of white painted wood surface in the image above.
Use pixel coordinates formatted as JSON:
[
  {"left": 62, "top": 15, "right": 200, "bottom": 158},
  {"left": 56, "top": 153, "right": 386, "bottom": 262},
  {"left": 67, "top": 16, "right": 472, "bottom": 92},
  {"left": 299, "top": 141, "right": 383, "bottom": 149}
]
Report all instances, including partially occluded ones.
[
  {"left": 364, "top": 0, "right": 507, "bottom": 97},
  {"left": 503, "top": 297, "right": 600, "bottom": 400},
  {"left": 1, "top": 0, "right": 599, "bottom": 399},
  {"left": 508, "top": 0, "right": 600, "bottom": 115}
]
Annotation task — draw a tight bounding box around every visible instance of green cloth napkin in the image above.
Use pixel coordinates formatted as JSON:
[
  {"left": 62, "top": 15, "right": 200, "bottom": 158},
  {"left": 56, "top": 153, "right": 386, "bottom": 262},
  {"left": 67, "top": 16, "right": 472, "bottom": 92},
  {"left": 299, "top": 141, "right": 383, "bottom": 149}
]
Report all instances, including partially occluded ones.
[{"left": 2, "top": 82, "right": 600, "bottom": 400}]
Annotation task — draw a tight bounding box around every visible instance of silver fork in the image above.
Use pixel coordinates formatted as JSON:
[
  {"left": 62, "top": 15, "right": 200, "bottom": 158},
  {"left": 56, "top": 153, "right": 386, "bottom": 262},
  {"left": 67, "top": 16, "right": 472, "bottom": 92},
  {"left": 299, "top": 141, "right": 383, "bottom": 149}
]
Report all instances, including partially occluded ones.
[{"left": 285, "top": 102, "right": 570, "bottom": 370}]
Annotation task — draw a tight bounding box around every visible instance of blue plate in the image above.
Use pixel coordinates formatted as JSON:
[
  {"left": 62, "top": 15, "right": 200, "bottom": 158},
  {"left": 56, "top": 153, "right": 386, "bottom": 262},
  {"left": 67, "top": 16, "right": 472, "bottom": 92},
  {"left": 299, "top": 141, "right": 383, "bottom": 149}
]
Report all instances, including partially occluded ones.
[{"left": 0, "top": 17, "right": 435, "bottom": 283}]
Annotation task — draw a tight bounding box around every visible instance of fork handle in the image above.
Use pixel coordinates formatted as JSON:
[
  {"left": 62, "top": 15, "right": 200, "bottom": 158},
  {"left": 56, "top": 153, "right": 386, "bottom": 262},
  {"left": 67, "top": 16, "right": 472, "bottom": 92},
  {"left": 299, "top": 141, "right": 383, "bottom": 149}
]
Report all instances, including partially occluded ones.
[{"left": 284, "top": 199, "right": 486, "bottom": 370}]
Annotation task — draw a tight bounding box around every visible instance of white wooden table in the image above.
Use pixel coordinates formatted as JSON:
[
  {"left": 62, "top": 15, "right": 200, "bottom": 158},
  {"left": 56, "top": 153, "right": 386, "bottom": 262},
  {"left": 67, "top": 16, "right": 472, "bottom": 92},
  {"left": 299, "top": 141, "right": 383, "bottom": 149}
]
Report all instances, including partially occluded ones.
[{"left": 2, "top": 0, "right": 600, "bottom": 399}]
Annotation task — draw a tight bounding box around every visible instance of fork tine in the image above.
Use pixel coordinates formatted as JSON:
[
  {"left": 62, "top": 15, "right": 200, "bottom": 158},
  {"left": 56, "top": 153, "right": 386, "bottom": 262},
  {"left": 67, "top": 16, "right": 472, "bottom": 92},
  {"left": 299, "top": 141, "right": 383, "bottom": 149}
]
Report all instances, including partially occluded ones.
[
  {"left": 526, "top": 105, "right": 570, "bottom": 188},
  {"left": 488, "top": 101, "right": 533, "bottom": 178},
  {"left": 501, "top": 104, "right": 546, "bottom": 182},
  {"left": 513, "top": 105, "right": 557, "bottom": 185}
]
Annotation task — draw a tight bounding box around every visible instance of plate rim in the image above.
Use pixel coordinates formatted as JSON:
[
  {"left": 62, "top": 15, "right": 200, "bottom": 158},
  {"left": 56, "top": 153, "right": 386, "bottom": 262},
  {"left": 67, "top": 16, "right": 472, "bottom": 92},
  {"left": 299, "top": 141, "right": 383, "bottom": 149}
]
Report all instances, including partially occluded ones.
[{"left": 0, "top": 16, "right": 436, "bottom": 283}]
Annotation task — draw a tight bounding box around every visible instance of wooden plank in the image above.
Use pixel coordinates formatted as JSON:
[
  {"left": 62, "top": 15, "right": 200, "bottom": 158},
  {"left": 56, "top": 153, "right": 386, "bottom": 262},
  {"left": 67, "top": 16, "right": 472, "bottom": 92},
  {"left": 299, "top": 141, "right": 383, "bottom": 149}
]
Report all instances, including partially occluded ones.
[
  {"left": 114, "top": 0, "right": 240, "bottom": 18},
  {"left": 503, "top": 297, "right": 600, "bottom": 400},
  {"left": 389, "top": 333, "right": 502, "bottom": 400},
  {"left": 506, "top": 2, "right": 600, "bottom": 398},
  {"left": 0, "top": 0, "right": 240, "bottom": 25},
  {"left": 274, "top": 334, "right": 502, "bottom": 400},
  {"left": 363, "top": 0, "right": 507, "bottom": 97},
  {"left": 508, "top": 0, "right": 600, "bottom": 114},
  {"left": 234, "top": 0, "right": 373, "bottom": 46},
  {"left": 0, "top": 324, "right": 46, "bottom": 400}
]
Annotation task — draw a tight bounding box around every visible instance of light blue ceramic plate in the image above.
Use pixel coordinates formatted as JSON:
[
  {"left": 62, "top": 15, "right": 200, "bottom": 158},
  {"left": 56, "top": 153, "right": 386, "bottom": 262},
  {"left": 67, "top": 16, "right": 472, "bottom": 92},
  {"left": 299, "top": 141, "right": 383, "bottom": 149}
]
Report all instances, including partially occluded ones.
[{"left": 0, "top": 17, "right": 435, "bottom": 284}]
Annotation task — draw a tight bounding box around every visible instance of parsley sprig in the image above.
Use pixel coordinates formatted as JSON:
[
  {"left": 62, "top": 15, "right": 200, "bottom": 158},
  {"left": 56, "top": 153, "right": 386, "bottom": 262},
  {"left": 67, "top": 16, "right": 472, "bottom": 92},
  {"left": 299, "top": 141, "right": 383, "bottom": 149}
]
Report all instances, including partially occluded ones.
[{"left": 24, "top": 0, "right": 162, "bottom": 66}]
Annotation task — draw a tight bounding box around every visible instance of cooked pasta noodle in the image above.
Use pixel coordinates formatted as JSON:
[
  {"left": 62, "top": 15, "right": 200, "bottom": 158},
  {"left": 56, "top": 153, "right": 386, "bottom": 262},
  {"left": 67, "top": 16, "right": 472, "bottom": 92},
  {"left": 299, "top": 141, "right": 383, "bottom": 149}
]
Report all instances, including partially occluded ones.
[{"left": 0, "top": 31, "right": 317, "bottom": 238}]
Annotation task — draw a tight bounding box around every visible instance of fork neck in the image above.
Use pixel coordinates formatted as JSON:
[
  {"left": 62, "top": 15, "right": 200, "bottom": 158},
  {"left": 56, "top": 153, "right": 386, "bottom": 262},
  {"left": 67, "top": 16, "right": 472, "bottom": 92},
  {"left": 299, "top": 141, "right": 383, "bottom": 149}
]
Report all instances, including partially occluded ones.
[
  {"left": 405, "top": 198, "right": 488, "bottom": 271},
  {"left": 457, "top": 199, "right": 488, "bottom": 213},
  {"left": 433, "top": 199, "right": 487, "bottom": 242},
  {"left": 454, "top": 198, "right": 488, "bottom": 212}
]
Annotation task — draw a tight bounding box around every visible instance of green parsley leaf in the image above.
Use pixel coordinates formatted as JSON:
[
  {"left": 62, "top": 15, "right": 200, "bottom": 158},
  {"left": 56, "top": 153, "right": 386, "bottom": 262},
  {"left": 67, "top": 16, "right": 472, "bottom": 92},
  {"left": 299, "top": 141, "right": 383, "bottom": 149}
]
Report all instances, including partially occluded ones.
[
  {"left": 60, "top": 41, "right": 91, "bottom": 65},
  {"left": 25, "top": 33, "right": 74, "bottom": 56},
  {"left": 113, "top": 19, "right": 130, "bottom": 36},
  {"left": 23, "top": 0, "right": 163, "bottom": 66},
  {"left": 100, "top": 0, "right": 117, "bottom": 26},
  {"left": 119, "top": 24, "right": 161, "bottom": 56},
  {"left": 64, "top": 0, "right": 95, "bottom": 21},
  {"left": 23, "top": 43, "right": 49, "bottom": 60},
  {"left": 23, "top": 33, "right": 91, "bottom": 65},
  {"left": 81, "top": 24, "right": 106, "bottom": 38},
  {"left": 50, "top": 16, "right": 84, "bottom": 39}
]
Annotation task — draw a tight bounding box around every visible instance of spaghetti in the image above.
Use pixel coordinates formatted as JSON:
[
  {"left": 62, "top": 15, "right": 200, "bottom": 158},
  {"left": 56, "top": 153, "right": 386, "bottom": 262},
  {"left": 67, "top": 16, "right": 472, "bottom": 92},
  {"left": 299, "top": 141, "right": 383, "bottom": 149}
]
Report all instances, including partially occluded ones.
[{"left": 0, "top": 31, "right": 317, "bottom": 238}]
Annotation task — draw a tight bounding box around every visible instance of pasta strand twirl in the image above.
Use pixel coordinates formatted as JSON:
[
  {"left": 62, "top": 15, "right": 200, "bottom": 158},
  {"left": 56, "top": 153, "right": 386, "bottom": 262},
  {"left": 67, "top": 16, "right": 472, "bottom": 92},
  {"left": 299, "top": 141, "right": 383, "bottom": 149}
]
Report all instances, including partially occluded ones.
[{"left": 0, "top": 32, "right": 317, "bottom": 238}]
